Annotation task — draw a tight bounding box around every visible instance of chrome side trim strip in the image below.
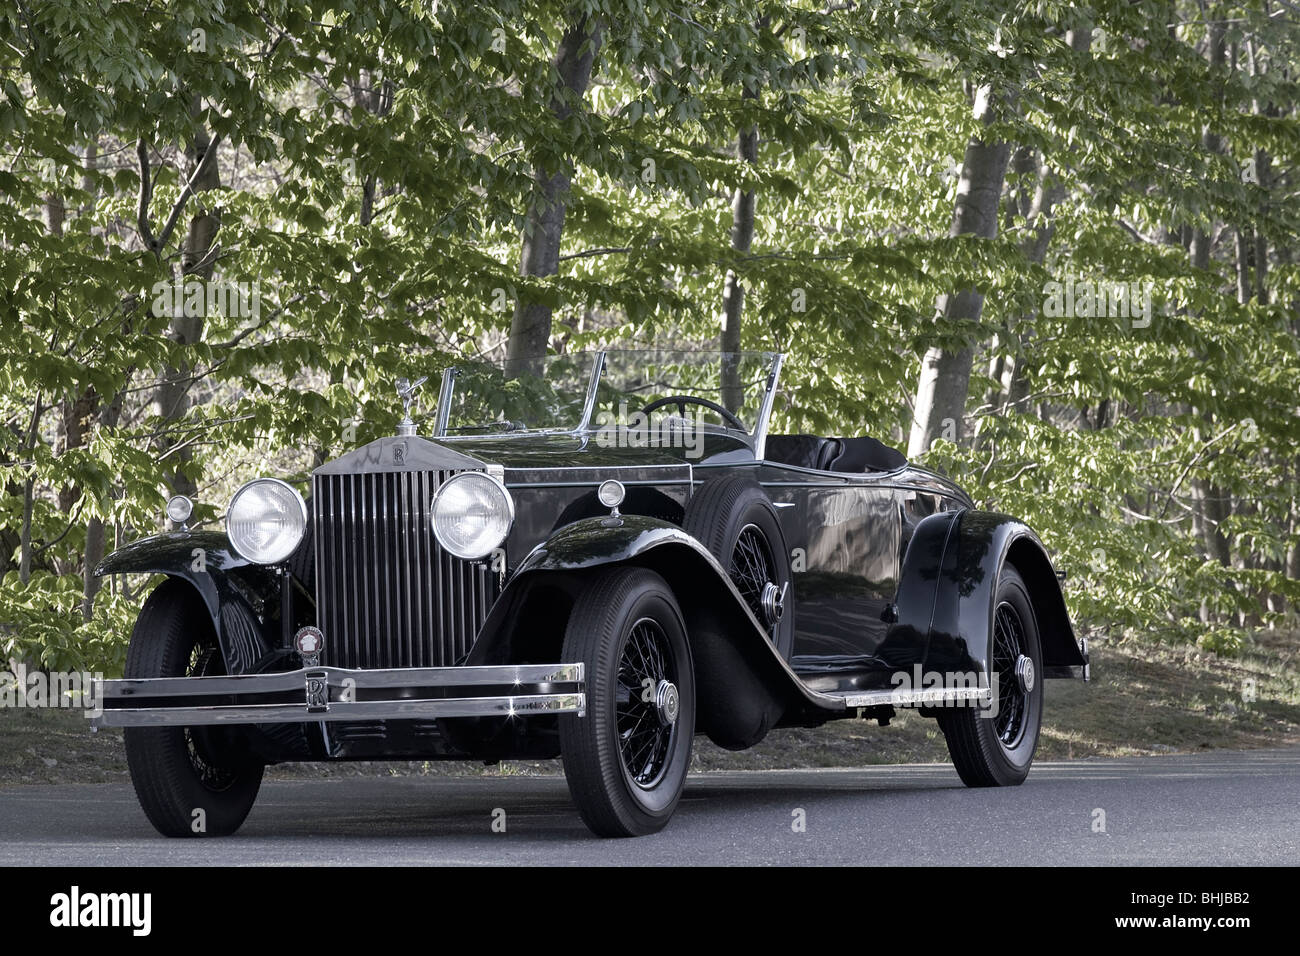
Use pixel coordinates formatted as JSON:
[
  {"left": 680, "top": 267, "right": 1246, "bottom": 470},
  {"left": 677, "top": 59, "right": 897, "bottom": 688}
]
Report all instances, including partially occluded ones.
[{"left": 504, "top": 479, "right": 693, "bottom": 491}]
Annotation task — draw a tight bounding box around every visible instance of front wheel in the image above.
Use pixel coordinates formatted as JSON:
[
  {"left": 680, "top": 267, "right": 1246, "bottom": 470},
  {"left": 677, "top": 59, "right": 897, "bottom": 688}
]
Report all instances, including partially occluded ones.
[
  {"left": 559, "top": 567, "right": 695, "bottom": 837},
  {"left": 937, "top": 565, "right": 1043, "bottom": 787},
  {"left": 123, "top": 580, "right": 264, "bottom": 837}
]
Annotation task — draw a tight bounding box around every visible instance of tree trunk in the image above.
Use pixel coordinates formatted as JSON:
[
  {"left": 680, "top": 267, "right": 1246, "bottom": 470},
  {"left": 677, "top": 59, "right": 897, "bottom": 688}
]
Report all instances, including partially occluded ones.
[
  {"left": 721, "top": 84, "right": 759, "bottom": 413},
  {"left": 1247, "top": 33, "right": 1272, "bottom": 306},
  {"left": 1188, "top": 16, "right": 1230, "bottom": 581},
  {"left": 57, "top": 391, "right": 94, "bottom": 514},
  {"left": 18, "top": 397, "right": 43, "bottom": 585},
  {"left": 351, "top": 69, "right": 394, "bottom": 227},
  {"left": 1002, "top": 144, "right": 1038, "bottom": 230},
  {"left": 1188, "top": 17, "right": 1225, "bottom": 272},
  {"left": 82, "top": 138, "right": 97, "bottom": 214},
  {"left": 999, "top": 25, "right": 1093, "bottom": 415},
  {"left": 1288, "top": 513, "right": 1300, "bottom": 599},
  {"left": 1234, "top": 227, "right": 1251, "bottom": 303},
  {"left": 0, "top": 438, "right": 20, "bottom": 578},
  {"left": 43, "top": 188, "right": 65, "bottom": 236},
  {"left": 81, "top": 386, "right": 125, "bottom": 620},
  {"left": 18, "top": 187, "right": 68, "bottom": 583},
  {"left": 18, "top": 475, "right": 34, "bottom": 585},
  {"left": 506, "top": 15, "right": 604, "bottom": 377},
  {"left": 908, "top": 83, "right": 1015, "bottom": 457},
  {"left": 156, "top": 103, "right": 220, "bottom": 497}
]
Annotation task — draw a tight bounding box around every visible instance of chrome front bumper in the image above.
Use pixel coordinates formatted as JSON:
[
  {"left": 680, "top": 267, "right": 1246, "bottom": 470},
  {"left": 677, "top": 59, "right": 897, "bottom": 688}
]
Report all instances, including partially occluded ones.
[{"left": 90, "top": 663, "right": 585, "bottom": 727}]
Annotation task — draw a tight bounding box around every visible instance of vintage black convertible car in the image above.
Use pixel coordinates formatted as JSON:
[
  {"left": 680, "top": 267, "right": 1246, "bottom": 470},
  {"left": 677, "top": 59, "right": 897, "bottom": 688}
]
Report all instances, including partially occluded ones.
[{"left": 94, "top": 349, "right": 1087, "bottom": 838}]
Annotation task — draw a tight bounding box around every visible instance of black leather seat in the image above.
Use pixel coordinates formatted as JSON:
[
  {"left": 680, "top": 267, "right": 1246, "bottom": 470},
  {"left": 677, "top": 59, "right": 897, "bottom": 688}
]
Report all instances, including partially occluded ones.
[
  {"left": 826, "top": 435, "right": 907, "bottom": 473},
  {"left": 764, "top": 434, "right": 840, "bottom": 471},
  {"left": 765, "top": 434, "right": 906, "bottom": 473}
]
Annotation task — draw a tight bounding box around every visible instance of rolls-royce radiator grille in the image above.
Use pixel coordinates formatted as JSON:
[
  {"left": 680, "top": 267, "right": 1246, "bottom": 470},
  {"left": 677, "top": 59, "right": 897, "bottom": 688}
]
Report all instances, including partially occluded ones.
[{"left": 313, "top": 470, "right": 499, "bottom": 669}]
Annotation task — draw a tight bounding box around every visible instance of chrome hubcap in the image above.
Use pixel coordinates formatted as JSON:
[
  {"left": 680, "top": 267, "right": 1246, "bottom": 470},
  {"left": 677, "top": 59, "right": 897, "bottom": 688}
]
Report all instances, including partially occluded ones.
[
  {"left": 655, "top": 679, "right": 679, "bottom": 727},
  {"left": 1015, "top": 654, "right": 1035, "bottom": 694},
  {"left": 761, "top": 581, "right": 787, "bottom": 626}
]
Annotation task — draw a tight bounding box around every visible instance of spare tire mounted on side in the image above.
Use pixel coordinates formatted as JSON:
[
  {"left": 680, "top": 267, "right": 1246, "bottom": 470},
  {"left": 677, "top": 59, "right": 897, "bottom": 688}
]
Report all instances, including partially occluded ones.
[{"left": 682, "top": 474, "right": 795, "bottom": 659}]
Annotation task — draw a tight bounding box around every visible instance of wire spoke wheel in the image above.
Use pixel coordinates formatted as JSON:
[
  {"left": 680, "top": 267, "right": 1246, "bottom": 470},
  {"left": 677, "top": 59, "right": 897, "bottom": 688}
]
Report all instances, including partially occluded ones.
[
  {"left": 123, "top": 580, "right": 264, "bottom": 837},
  {"left": 183, "top": 644, "right": 241, "bottom": 792},
  {"left": 991, "top": 601, "right": 1027, "bottom": 748},
  {"left": 559, "top": 567, "right": 695, "bottom": 837},
  {"left": 936, "top": 565, "right": 1043, "bottom": 788},
  {"left": 615, "top": 618, "right": 678, "bottom": 788},
  {"left": 732, "top": 524, "right": 776, "bottom": 632}
]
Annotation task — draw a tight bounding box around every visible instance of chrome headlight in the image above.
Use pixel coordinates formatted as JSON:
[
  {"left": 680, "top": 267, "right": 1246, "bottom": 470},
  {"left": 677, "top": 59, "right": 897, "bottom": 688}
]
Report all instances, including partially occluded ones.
[
  {"left": 430, "top": 472, "right": 514, "bottom": 560},
  {"left": 225, "top": 478, "right": 307, "bottom": 564}
]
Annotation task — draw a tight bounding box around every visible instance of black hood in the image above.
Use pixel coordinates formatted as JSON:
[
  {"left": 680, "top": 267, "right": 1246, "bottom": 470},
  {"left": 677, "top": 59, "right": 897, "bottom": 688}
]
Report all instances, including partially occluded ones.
[
  {"left": 313, "top": 431, "right": 755, "bottom": 485},
  {"left": 435, "top": 431, "right": 755, "bottom": 473}
]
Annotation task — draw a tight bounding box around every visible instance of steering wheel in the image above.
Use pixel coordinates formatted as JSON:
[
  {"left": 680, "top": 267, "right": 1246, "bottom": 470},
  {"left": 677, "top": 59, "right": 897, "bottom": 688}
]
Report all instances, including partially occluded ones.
[{"left": 640, "top": 395, "right": 747, "bottom": 432}]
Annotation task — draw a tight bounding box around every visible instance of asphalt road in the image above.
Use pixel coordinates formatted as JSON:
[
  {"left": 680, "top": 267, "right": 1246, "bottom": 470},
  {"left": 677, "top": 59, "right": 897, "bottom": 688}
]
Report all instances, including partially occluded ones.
[{"left": 2, "top": 749, "right": 1297, "bottom": 866}]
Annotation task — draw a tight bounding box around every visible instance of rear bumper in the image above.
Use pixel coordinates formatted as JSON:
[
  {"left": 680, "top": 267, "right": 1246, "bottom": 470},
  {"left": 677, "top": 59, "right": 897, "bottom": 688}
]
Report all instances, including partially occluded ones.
[{"left": 90, "top": 663, "right": 585, "bottom": 727}]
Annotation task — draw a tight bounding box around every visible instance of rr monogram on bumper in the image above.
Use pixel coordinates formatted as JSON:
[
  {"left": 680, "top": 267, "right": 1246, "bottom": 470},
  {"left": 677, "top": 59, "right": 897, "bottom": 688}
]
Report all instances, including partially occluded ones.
[
  {"left": 90, "top": 664, "right": 586, "bottom": 727},
  {"left": 305, "top": 674, "right": 329, "bottom": 713}
]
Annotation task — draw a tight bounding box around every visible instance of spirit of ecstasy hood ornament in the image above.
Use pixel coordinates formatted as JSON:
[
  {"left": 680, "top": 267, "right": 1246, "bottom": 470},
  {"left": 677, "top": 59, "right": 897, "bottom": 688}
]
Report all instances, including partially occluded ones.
[{"left": 395, "top": 376, "right": 427, "bottom": 437}]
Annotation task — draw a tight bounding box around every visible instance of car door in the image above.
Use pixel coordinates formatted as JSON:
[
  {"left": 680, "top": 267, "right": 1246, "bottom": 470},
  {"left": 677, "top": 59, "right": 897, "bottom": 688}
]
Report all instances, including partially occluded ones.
[{"left": 758, "top": 462, "right": 903, "bottom": 693}]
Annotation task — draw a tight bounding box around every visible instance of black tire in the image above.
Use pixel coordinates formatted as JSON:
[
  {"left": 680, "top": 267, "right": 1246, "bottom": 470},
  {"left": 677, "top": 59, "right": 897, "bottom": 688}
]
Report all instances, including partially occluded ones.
[
  {"left": 682, "top": 475, "right": 794, "bottom": 659},
  {"left": 937, "top": 565, "right": 1043, "bottom": 787},
  {"left": 123, "top": 580, "right": 264, "bottom": 837},
  {"left": 559, "top": 567, "right": 695, "bottom": 837}
]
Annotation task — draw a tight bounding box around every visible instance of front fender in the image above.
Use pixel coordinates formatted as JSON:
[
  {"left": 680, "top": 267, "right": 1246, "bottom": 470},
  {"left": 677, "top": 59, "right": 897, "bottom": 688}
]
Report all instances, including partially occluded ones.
[
  {"left": 95, "top": 531, "right": 279, "bottom": 675},
  {"left": 467, "top": 515, "right": 847, "bottom": 749},
  {"left": 513, "top": 514, "right": 723, "bottom": 576},
  {"left": 898, "top": 509, "right": 1084, "bottom": 684}
]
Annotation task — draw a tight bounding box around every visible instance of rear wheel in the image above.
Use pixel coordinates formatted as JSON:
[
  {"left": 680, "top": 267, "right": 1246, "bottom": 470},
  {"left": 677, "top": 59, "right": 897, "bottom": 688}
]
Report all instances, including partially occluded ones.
[
  {"left": 683, "top": 475, "right": 794, "bottom": 658},
  {"left": 559, "top": 567, "right": 695, "bottom": 837},
  {"left": 123, "top": 580, "right": 264, "bottom": 837},
  {"left": 937, "top": 565, "right": 1043, "bottom": 787}
]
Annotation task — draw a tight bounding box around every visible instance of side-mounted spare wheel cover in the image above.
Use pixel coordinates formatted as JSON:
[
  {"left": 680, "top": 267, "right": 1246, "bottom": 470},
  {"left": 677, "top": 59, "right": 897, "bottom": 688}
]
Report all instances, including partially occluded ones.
[{"left": 682, "top": 474, "right": 795, "bottom": 660}]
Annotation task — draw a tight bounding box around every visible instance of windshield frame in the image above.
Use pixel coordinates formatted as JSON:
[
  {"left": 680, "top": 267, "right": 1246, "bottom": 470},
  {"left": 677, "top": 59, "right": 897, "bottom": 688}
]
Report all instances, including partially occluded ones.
[{"left": 431, "top": 349, "right": 784, "bottom": 456}]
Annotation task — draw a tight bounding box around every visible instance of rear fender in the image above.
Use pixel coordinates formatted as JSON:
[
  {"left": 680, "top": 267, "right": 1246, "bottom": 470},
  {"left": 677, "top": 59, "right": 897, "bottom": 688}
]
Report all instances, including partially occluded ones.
[
  {"left": 95, "top": 531, "right": 281, "bottom": 675},
  {"left": 898, "top": 510, "right": 1084, "bottom": 683}
]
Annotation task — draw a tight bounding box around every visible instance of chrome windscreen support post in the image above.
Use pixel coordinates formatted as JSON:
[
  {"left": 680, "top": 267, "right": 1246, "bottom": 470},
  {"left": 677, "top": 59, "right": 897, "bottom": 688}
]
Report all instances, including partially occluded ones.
[
  {"left": 751, "top": 351, "right": 783, "bottom": 461},
  {"left": 433, "top": 367, "right": 457, "bottom": 437},
  {"left": 575, "top": 351, "right": 606, "bottom": 434}
]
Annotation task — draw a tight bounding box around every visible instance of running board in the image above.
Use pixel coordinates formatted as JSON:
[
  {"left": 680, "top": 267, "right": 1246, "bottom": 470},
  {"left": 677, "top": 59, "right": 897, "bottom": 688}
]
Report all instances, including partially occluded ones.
[{"left": 828, "top": 686, "right": 993, "bottom": 709}]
